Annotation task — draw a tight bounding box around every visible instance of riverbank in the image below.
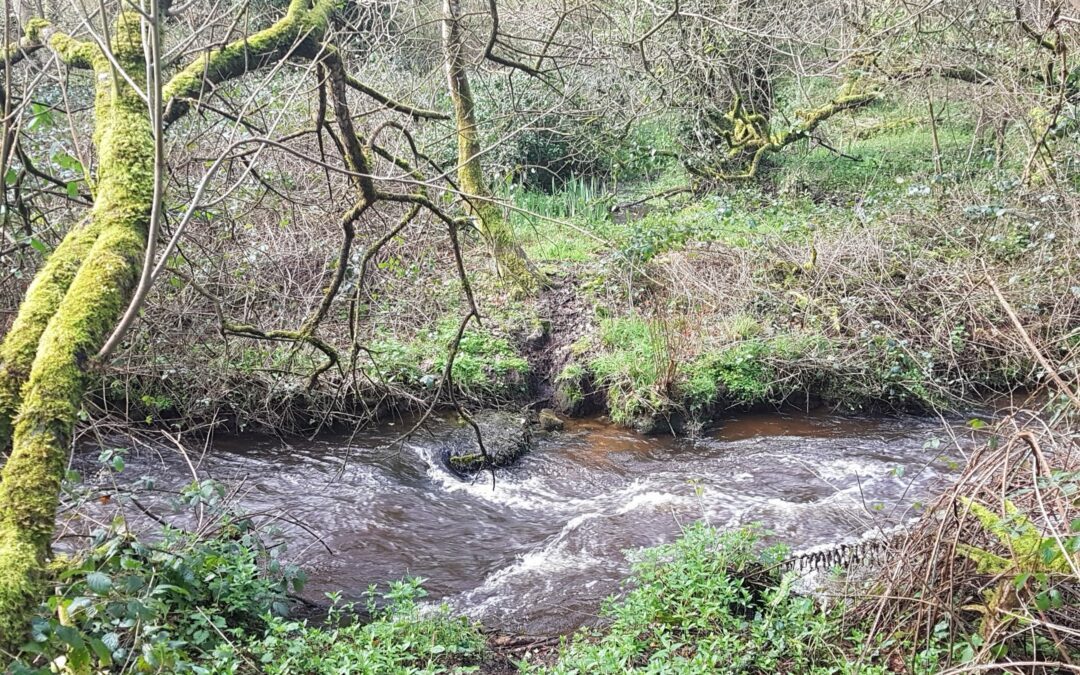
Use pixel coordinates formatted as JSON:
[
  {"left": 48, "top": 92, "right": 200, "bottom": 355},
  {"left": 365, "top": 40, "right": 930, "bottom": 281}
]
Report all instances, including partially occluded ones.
[
  {"left": 61, "top": 105, "right": 1077, "bottom": 438},
  {"left": 14, "top": 398, "right": 1075, "bottom": 673}
]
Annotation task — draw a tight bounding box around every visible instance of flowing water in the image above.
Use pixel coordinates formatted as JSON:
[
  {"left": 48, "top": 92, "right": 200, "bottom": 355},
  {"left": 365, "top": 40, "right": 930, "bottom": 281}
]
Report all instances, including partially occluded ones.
[{"left": 76, "top": 411, "right": 966, "bottom": 635}]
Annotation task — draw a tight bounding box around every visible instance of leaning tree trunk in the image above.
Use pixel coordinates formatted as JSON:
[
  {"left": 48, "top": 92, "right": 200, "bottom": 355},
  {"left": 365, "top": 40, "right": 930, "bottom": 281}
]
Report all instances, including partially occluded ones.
[
  {"left": 441, "top": 0, "right": 541, "bottom": 293},
  {"left": 0, "top": 0, "right": 342, "bottom": 646},
  {"left": 0, "top": 12, "right": 154, "bottom": 649}
]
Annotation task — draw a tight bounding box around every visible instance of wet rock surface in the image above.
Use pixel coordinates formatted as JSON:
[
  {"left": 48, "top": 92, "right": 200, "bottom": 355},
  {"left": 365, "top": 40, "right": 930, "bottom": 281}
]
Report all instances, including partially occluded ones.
[{"left": 441, "top": 410, "right": 534, "bottom": 475}]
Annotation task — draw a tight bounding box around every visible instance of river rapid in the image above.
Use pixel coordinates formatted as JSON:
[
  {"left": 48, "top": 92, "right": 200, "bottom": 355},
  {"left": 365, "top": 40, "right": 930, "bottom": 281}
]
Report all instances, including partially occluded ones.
[{"left": 76, "top": 411, "right": 965, "bottom": 635}]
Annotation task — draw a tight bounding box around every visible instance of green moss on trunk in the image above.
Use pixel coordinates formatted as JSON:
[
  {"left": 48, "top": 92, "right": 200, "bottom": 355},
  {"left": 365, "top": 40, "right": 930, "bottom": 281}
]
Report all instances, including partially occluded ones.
[
  {"left": 0, "top": 217, "right": 101, "bottom": 451},
  {"left": 0, "top": 11, "right": 153, "bottom": 650},
  {"left": 162, "top": 0, "right": 334, "bottom": 122}
]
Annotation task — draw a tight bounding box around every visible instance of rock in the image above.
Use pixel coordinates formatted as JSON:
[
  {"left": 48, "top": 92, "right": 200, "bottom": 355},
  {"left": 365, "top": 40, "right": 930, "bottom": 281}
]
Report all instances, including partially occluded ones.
[
  {"left": 441, "top": 410, "right": 533, "bottom": 476},
  {"left": 538, "top": 408, "right": 564, "bottom": 431}
]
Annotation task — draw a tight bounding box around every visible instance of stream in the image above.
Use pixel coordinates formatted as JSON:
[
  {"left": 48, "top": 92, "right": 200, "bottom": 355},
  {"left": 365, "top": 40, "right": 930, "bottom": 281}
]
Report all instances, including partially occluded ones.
[{"left": 75, "top": 411, "right": 965, "bottom": 636}]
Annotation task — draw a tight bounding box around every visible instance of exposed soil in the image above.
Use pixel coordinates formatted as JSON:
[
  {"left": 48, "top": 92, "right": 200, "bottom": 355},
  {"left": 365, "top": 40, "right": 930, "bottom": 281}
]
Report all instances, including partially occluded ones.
[
  {"left": 482, "top": 632, "right": 566, "bottom": 673},
  {"left": 523, "top": 270, "right": 599, "bottom": 413}
]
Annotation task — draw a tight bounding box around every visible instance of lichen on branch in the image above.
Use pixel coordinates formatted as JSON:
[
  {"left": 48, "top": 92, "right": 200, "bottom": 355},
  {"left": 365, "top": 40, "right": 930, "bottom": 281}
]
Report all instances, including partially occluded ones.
[{"left": 691, "top": 74, "right": 881, "bottom": 182}]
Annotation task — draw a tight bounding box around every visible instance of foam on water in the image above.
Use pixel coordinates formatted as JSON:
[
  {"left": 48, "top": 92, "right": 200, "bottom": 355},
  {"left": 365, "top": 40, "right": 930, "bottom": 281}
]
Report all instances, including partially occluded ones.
[{"left": 75, "top": 412, "right": 962, "bottom": 635}]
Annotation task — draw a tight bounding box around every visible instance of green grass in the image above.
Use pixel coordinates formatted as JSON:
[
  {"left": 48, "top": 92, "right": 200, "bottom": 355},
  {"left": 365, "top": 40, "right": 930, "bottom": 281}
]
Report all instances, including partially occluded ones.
[
  {"left": 584, "top": 316, "right": 840, "bottom": 424},
  {"left": 771, "top": 101, "right": 981, "bottom": 196},
  {"left": 681, "top": 336, "right": 818, "bottom": 411},
  {"left": 506, "top": 176, "right": 614, "bottom": 262},
  {"left": 367, "top": 318, "right": 530, "bottom": 400},
  {"left": 587, "top": 316, "right": 675, "bottom": 427}
]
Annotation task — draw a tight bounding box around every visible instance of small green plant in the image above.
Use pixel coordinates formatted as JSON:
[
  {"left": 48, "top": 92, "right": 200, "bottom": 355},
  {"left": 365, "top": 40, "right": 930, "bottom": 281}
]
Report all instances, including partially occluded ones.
[
  {"left": 529, "top": 523, "right": 890, "bottom": 674},
  {"left": 230, "top": 579, "right": 486, "bottom": 674},
  {"left": 554, "top": 362, "right": 588, "bottom": 409}
]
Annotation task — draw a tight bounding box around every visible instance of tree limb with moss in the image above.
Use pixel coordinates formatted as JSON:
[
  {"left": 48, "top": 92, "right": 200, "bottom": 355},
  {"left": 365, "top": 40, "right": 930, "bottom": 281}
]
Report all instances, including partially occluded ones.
[{"left": 688, "top": 76, "right": 881, "bottom": 182}]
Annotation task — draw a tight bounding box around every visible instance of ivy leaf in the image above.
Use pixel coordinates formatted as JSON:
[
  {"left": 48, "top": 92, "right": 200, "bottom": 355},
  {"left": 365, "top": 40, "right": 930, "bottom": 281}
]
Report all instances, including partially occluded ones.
[
  {"left": 100, "top": 632, "right": 120, "bottom": 651},
  {"left": 85, "top": 570, "right": 112, "bottom": 594},
  {"left": 54, "top": 625, "right": 84, "bottom": 649},
  {"left": 89, "top": 637, "right": 113, "bottom": 666}
]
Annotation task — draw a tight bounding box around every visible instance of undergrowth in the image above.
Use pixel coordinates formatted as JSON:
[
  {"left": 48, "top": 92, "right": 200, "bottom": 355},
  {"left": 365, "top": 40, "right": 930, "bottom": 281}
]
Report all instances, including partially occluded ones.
[{"left": 525, "top": 523, "right": 945, "bottom": 674}]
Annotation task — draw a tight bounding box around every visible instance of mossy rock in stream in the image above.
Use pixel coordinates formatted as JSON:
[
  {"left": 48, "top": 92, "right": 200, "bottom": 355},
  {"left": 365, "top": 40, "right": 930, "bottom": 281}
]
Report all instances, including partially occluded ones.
[{"left": 441, "top": 410, "right": 535, "bottom": 476}]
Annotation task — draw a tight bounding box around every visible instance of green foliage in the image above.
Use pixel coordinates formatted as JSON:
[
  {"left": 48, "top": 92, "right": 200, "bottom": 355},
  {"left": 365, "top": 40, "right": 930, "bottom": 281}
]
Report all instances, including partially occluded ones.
[
  {"left": 368, "top": 319, "right": 530, "bottom": 400},
  {"left": 617, "top": 190, "right": 823, "bottom": 263},
  {"left": 588, "top": 318, "right": 837, "bottom": 426},
  {"left": 529, "top": 523, "right": 889, "bottom": 674},
  {"left": 956, "top": 498, "right": 1074, "bottom": 574},
  {"left": 588, "top": 317, "right": 674, "bottom": 426},
  {"left": 11, "top": 475, "right": 303, "bottom": 673},
  {"left": 681, "top": 335, "right": 828, "bottom": 412},
  {"left": 227, "top": 580, "right": 486, "bottom": 674},
  {"left": 554, "top": 363, "right": 587, "bottom": 407},
  {"left": 771, "top": 97, "right": 979, "bottom": 196},
  {"left": 508, "top": 176, "right": 614, "bottom": 262},
  {"left": 860, "top": 331, "right": 945, "bottom": 408}
]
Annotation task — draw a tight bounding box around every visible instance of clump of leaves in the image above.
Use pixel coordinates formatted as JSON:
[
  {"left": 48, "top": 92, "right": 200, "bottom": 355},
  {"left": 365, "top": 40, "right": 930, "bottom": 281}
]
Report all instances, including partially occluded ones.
[
  {"left": 8, "top": 447, "right": 300, "bottom": 673},
  {"left": 13, "top": 497, "right": 303, "bottom": 673},
  {"left": 529, "top": 523, "right": 891, "bottom": 674},
  {"left": 227, "top": 579, "right": 486, "bottom": 674}
]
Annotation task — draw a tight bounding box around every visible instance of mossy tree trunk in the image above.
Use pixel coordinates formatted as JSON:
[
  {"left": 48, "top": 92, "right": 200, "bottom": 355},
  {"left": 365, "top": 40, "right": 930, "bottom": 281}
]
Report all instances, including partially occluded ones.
[
  {"left": 0, "top": 0, "right": 339, "bottom": 649},
  {"left": 441, "top": 0, "right": 541, "bottom": 293},
  {"left": 0, "top": 11, "right": 154, "bottom": 648}
]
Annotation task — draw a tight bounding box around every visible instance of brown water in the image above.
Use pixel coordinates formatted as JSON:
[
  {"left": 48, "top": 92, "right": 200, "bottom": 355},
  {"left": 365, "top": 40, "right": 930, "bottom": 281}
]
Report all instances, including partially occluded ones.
[{"left": 76, "top": 411, "right": 964, "bottom": 635}]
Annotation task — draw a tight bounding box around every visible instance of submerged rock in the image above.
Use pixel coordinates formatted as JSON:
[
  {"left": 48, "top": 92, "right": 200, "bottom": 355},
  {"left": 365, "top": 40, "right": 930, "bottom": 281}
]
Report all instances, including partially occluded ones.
[
  {"left": 538, "top": 408, "right": 564, "bottom": 431},
  {"left": 441, "top": 410, "right": 534, "bottom": 476}
]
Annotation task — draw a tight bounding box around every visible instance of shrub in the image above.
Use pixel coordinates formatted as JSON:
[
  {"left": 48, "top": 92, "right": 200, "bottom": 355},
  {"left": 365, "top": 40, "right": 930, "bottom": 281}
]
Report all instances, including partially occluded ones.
[
  {"left": 229, "top": 579, "right": 486, "bottom": 674},
  {"left": 530, "top": 523, "right": 879, "bottom": 674},
  {"left": 13, "top": 479, "right": 303, "bottom": 673}
]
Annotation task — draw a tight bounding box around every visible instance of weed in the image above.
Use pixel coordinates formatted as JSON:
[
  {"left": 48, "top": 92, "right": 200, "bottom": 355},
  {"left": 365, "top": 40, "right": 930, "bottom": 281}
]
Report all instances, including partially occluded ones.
[
  {"left": 528, "top": 523, "right": 912, "bottom": 674},
  {"left": 226, "top": 580, "right": 485, "bottom": 675}
]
